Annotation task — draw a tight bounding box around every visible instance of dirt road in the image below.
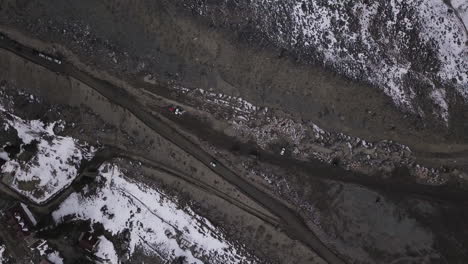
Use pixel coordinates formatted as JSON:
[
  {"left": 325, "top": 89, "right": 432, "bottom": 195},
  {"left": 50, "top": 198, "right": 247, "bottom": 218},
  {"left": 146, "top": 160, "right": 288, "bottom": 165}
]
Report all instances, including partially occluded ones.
[
  {"left": 3, "top": 31, "right": 468, "bottom": 263},
  {"left": 0, "top": 148, "right": 114, "bottom": 214},
  {"left": 0, "top": 33, "right": 346, "bottom": 264}
]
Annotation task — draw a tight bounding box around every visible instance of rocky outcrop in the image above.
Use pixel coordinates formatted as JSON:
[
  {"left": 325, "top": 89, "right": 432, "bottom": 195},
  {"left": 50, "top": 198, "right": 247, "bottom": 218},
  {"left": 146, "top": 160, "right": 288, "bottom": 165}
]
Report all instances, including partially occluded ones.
[
  {"left": 1, "top": 0, "right": 467, "bottom": 145},
  {"left": 181, "top": 0, "right": 468, "bottom": 125}
]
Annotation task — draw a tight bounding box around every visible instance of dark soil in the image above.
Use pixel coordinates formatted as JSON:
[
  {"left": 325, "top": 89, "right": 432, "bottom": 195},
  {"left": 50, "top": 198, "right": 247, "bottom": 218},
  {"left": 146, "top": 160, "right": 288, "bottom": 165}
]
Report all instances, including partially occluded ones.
[{"left": 1, "top": 0, "right": 467, "bottom": 149}]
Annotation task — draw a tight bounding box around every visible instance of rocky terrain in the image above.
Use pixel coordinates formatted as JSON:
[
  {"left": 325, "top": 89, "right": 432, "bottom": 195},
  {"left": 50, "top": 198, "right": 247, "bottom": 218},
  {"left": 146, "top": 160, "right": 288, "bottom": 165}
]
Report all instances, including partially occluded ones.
[
  {"left": 182, "top": 0, "right": 468, "bottom": 123},
  {"left": 0, "top": 0, "right": 467, "bottom": 264}
]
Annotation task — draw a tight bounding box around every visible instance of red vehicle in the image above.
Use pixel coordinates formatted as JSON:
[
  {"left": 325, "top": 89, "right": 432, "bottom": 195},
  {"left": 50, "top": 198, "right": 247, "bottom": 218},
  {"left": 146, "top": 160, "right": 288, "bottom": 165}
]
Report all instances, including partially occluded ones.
[{"left": 167, "top": 105, "right": 185, "bottom": 116}]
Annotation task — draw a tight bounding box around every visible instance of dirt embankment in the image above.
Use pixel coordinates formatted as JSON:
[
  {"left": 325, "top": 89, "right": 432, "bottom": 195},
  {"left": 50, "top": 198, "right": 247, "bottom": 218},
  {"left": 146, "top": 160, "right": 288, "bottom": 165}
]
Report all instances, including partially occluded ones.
[
  {"left": 0, "top": 46, "right": 328, "bottom": 263},
  {"left": 2, "top": 0, "right": 468, "bottom": 191},
  {"left": 2, "top": 29, "right": 468, "bottom": 264},
  {"left": 1, "top": 1, "right": 468, "bottom": 263},
  {"left": 1, "top": 0, "right": 467, "bottom": 152}
]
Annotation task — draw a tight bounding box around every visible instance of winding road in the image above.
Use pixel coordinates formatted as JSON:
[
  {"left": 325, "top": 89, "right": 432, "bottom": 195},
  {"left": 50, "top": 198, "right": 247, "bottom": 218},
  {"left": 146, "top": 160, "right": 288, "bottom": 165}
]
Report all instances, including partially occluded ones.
[
  {"left": 0, "top": 32, "right": 346, "bottom": 264},
  {"left": 2, "top": 30, "right": 468, "bottom": 263}
]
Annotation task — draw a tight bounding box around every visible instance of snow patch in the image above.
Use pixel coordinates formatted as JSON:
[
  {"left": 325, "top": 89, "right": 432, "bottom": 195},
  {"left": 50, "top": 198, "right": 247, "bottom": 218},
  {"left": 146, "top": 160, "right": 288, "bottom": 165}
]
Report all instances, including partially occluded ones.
[
  {"left": 0, "top": 151, "right": 9, "bottom": 161},
  {"left": 95, "top": 236, "right": 119, "bottom": 264},
  {"left": 0, "top": 108, "right": 95, "bottom": 203},
  {"left": 36, "top": 240, "right": 64, "bottom": 264},
  {"left": 53, "top": 163, "right": 252, "bottom": 264},
  {"left": 0, "top": 244, "right": 6, "bottom": 263},
  {"left": 429, "top": 88, "right": 449, "bottom": 123},
  {"left": 452, "top": 0, "right": 468, "bottom": 29}
]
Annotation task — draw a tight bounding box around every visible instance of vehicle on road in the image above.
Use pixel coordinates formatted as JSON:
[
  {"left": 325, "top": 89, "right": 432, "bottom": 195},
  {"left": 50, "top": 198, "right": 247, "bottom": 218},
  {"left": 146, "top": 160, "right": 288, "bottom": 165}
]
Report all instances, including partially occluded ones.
[
  {"left": 32, "top": 49, "right": 62, "bottom": 65},
  {"left": 210, "top": 161, "right": 217, "bottom": 168},
  {"left": 280, "top": 147, "right": 286, "bottom": 156},
  {"left": 167, "top": 105, "right": 185, "bottom": 116}
]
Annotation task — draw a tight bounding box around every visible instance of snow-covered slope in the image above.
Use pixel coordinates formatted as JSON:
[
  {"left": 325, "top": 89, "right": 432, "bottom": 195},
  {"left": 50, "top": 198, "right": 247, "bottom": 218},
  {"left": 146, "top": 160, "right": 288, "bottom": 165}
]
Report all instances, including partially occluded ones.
[
  {"left": 53, "top": 163, "right": 253, "bottom": 264},
  {"left": 95, "top": 236, "right": 119, "bottom": 264},
  {"left": 184, "top": 0, "right": 468, "bottom": 123},
  {"left": 452, "top": 0, "right": 468, "bottom": 28},
  {"left": 0, "top": 106, "right": 95, "bottom": 203}
]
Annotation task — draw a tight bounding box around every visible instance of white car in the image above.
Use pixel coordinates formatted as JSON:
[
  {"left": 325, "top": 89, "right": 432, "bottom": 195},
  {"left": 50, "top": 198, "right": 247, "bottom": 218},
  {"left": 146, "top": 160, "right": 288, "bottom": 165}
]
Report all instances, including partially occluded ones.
[
  {"left": 175, "top": 108, "right": 184, "bottom": 115},
  {"left": 280, "top": 147, "right": 286, "bottom": 156},
  {"left": 210, "top": 161, "right": 217, "bottom": 168},
  {"left": 168, "top": 105, "right": 185, "bottom": 116}
]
